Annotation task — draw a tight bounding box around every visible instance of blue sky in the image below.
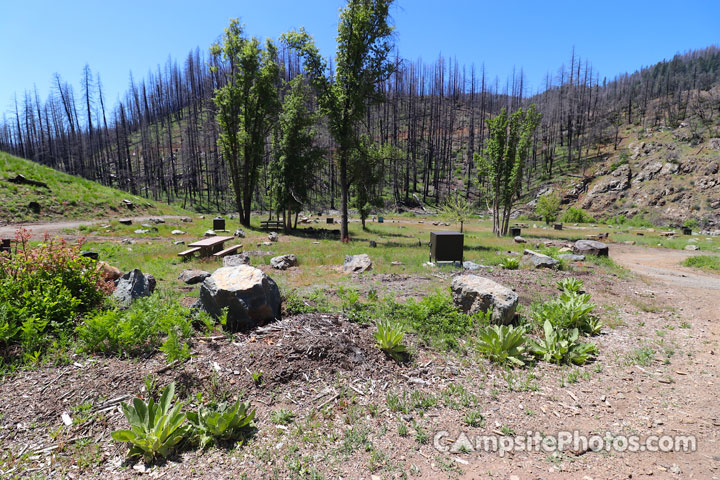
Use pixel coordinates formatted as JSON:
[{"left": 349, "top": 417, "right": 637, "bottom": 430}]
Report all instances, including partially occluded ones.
[{"left": 1, "top": 0, "right": 718, "bottom": 114}]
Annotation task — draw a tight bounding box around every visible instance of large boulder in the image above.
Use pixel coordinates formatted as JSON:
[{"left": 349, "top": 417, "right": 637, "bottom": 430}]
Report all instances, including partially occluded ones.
[
  {"left": 451, "top": 275, "right": 518, "bottom": 325},
  {"left": 343, "top": 254, "right": 372, "bottom": 273},
  {"left": 224, "top": 253, "right": 251, "bottom": 267},
  {"left": 573, "top": 239, "right": 609, "bottom": 257},
  {"left": 270, "top": 254, "right": 298, "bottom": 270},
  {"left": 199, "top": 265, "right": 281, "bottom": 331},
  {"left": 178, "top": 269, "right": 211, "bottom": 285},
  {"left": 113, "top": 269, "right": 156, "bottom": 305},
  {"left": 521, "top": 249, "right": 560, "bottom": 269}
]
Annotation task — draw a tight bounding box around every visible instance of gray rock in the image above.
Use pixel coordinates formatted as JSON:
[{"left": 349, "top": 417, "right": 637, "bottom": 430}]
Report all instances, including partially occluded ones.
[
  {"left": 134, "top": 229, "right": 149, "bottom": 234},
  {"left": 684, "top": 244, "right": 699, "bottom": 251},
  {"left": 199, "top": 265, "right": 281, "bottom": 331},
  {"left": 173, "top": 240, "right": 185, "bottom": 245},
  {"left": 573, "top": 239, "right": 609, "bottom": 257},
  {"left": 178, "top": 269, "right": 211, "bottom": 285},
  {"left": 514, "top": 236, "right": 527, "bottom": 244},
  {"left": 343, "top": 254, "right": 372, "bottom": 273},
  {"left": 204, "top": 230, "right": 216, "bottom": 237},
  {"left": 451, "top": 275, "right": 518, "bottom": 325},
  {"left": 148, "top": 217, "right": 165, "bottom": 224},
  {"left": 234, "top": 229, "right": 246, "bottom": 238},
  {"left": 463, "top": 261, "right": 481, "bottom": 270},
  {"left": 118, "top": 219, "right": 133, "bottom": 225},
  {"left": 180, "top": 217, "right": 192, "bottom": 223},
  {"left": 558, "top": 254, "right": 585, "bottom": 262},
  {"left": 113, "top": 269, "right": 155, "bottom": 305},
  {"left": 270, "top": 254, "right": 298, "bottom": 270},
  {"left": 224, "top": 253, "right": 251, "bottom": 267},
  {"left": 171, "top": 230, "right": 185, "bottom": 235},
  {"left": 521, "top": 249, "right": 560, "bottom": 269},
  {"left": 268, "top": 232, "right": 279, "bottom": 242}
]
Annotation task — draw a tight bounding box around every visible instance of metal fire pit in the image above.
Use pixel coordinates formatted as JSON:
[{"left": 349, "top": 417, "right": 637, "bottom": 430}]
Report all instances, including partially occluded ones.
[{"left": 429, "top": 231, "right": 464, "bottom": 263}]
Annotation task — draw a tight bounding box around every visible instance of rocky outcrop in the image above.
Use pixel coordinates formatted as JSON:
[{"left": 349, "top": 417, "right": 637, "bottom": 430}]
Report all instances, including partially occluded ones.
[
  {"left": 113, "top": 269, "right": 156, "bottom": 305},
  {"left": 343, "top": 254, "right": 372, "bottom": 273},
  {"left": 451, "top": 275, "right": 518, "bottom": 324},
  {"left": 199, "top": 265, "right": 281, "bottom": 331}
]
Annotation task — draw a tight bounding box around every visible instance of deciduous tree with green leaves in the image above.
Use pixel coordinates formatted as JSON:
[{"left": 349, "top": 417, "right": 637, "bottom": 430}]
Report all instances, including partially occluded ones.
[
  {"left": 211, "top": 19, "right": 280, "bottom": 227},
  {"left": 270, "top": 76, "right": 323, "bottom": 230},
  {"left": 475, "top": 105, "right": 541, "bottom": 236},
  {"left": 283, "top": 0, "right": 395, "bottom": 241},
  {"left": 439, "top": 192, "right": 473, "bottom": 232},
  {"left": 535, "top": 192, "right": 561, "bottom": 224}
]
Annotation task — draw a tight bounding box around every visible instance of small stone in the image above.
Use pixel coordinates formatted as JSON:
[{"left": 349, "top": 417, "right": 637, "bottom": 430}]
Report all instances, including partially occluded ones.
[
  {"left": 268, "top": 232, "right": 279, "bottom": 242},
  {"left": 514, "top": 236, "right": 526, "bottom": 244},
  {"left": 134, "top": 229, "right": 149, "bottom": 234},
  {"left": 204, "top": 230, "right": 216, "bottom": 237},
  {"left": 270, "top": 254, "right": 298, "bottom": 270},
  {"left": 234, "top": 229, "right": 246, "bottom": 238},
  {"left": 343, "top": 254, "right": 372, "bottom": 273},
  {"left": 178, "top": 269, "right": 211, "bottom": 285},
  {"left": 224, "top": 253, "right": 251, "bottom": 267},
  {"left": 171, "top": 230, "right": 185, "bottom": 235},
  {"left": 684, "top": 244, "right": 699, "bottom": 251}
]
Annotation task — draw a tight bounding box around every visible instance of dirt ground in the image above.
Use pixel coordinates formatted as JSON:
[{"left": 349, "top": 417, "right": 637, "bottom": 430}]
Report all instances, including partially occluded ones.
[{"left": 1, "top": 227, "right": 719, "bottom": 479}]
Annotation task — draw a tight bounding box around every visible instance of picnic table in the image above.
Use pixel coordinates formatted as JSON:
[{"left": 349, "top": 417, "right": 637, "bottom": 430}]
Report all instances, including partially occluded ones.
[{"left": 179, "top": 235, "right": 235, "bottom": 258}]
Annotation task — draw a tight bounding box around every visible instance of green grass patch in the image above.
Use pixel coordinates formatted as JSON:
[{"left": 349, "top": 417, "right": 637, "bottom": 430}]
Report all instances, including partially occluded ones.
[{"left": 682, "top": 255, "right": 720, "bottom": 272}]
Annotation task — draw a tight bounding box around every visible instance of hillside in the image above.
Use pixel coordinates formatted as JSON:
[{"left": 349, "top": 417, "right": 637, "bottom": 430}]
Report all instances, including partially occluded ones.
[
  {"left": 537, "top": 123, "right": 720, "bottom": 228},
  {"left": 0, "top": 152, "right": 187, "bottom": 224}
]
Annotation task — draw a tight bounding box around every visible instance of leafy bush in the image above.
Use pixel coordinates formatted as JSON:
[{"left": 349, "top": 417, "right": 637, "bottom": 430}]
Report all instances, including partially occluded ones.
[
  {"left": 535, "top": 193, "right": 561, "bottom": 224},
  {"left": 560, "top": 207, "right": 596, "bottom": 224},
  {"left": 682, "top": 255, "right": 720, "bottom": 271},
  {"left": 475, "top": 325, "right": 527, "bottom": 366},
  {"left": 382, "top": 291, "right": 487, "bottom": 350},
  {"left": 187, "top": 399, "right": 255, "bottom": 449},
  {"left": 529, "top": 321, "right": 597, "bottom": 365},
  {"left": 500, "top": 257, "right": 520, "bottom": 270},
  {"left": 532, "top": 291, "right": 600, "bottom": 334},
  {"left": 374, "top": 319, "right": 408, "bottom": 361},
  {"left": 556, "top": 277, "right": 584, "bottom": 294},
  {"left": 77, "top": 295, "right": 194, "bottom": 363},
  {"left": 111, "top": 383, "right": 191, "bottom": 462},
  {"left": 0, "top": 229, "right": 109, "bottom": 355}
]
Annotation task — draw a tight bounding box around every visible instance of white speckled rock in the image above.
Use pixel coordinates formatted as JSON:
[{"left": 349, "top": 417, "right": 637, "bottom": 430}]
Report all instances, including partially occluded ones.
[
  {"left": 199, "top": 266, "right": 281, "bottom": 331},
  {"left": 451, "top": 275, "right": 518, "bottom": 324}
]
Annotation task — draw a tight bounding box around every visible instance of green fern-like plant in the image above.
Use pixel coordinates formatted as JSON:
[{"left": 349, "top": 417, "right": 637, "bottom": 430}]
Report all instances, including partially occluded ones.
[
  {"left": 374, "top": 319, "right": 408, "bottom": 361},
  {"left": 186, "top": 400, "right": 256, "bottom": 449},
  {"left": 475, "top": 324, "right": 527, "bottom": 366},
  {"left": 111, "top": 383, "right": 190, "bottom": 462}
]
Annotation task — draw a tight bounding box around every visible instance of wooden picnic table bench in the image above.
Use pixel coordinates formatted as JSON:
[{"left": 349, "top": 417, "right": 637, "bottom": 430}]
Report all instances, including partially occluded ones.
[
  {"left": 212, "top": 244, "right": 242, "bottom": 258},
  {"left": 260, "top": 219, "right": 284, "bottom": 229},
  {"left": 180, "top": 235, "right": 235, "bottom": 258}
]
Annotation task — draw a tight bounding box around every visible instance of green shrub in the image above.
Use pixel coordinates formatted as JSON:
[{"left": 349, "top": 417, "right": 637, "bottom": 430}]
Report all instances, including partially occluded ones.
[
  {"left": 382, "top": 291, "right": 487, "bottom": 350},
  {"left": 76, "top": 295, "right": 194, "bottom": 363},
  {"left": 374, "top": 319, "right": 408, "bottom": 361},
  {"left": 475, "top": 324, "right": 528, "bottom": 366},
  {"left": 561, "top": 207, "right": 596, "bottom": 224},
  {"left": 0, "top": 229, "right": 108, "bottom": 356},
  {"left": 529, "top": 321, "right": 597, "bottom": 365},
  {"left": 500, "top": 257, "right": 520, "bottom": 270},
  {"left": 535, "top": 193, "right": 561, "bottom": 224},
  {"left": 682, "top": 255, "right": 720, "bottom": 271},
  {"left": 556, "top": 277, "right": 584, "bottom": 294},
  {"left": 532, "top": 291, "right": 601, "bottom": 335},
  {"left": 111, "top": 383, "right": 191, "bottom": 462},
  {"left": 187, "top": 399, "right": 256, "bottom": 449}
]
